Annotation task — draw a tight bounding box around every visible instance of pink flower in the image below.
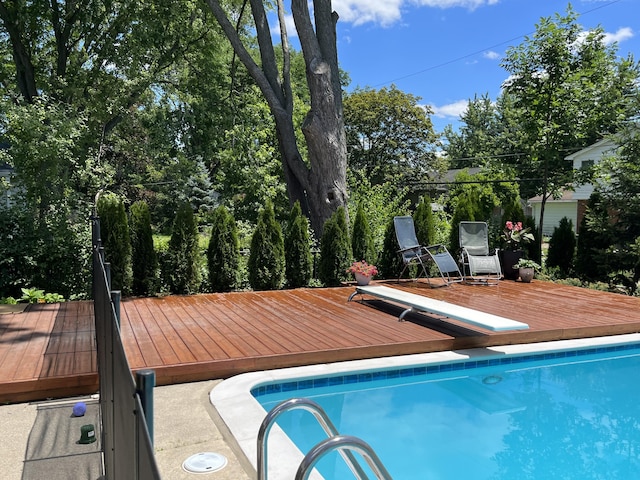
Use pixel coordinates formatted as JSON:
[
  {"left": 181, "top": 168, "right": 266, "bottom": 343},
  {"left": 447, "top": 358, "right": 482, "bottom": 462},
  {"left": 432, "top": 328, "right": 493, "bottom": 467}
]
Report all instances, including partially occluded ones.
[{"left": 347, "top": 260, "right": 378, "bottom": 277}]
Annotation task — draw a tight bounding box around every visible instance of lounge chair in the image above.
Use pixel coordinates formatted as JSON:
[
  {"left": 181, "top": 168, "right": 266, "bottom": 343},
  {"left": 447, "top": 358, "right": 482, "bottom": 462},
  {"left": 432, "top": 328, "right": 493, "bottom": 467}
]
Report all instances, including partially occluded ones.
[
  {"left": 458, "top": 221, "right": 502, "bottom": 285},
  {"left": 393, "top": 216, "right": 463, "bottom": 287}
]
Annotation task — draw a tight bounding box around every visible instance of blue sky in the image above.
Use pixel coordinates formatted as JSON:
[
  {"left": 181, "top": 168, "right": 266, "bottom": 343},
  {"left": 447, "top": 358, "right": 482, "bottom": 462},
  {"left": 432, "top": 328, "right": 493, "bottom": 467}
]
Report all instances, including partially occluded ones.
[{"left": 283, "top": 0, "right": 639, "bottom": 133}]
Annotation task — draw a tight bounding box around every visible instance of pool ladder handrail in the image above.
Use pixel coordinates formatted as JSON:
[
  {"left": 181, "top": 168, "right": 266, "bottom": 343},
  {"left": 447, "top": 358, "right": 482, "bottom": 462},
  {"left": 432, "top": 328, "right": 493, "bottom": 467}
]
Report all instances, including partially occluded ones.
[{"left": 257, "top": 397, "right": 392, "bottom": 480}]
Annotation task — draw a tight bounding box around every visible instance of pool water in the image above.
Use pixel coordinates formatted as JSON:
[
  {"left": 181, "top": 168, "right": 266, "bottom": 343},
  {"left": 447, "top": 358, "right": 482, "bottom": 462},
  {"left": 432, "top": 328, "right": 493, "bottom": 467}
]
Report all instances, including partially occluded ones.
[{"left": 255, "top": 346, "right": 640, "bottom": 479}]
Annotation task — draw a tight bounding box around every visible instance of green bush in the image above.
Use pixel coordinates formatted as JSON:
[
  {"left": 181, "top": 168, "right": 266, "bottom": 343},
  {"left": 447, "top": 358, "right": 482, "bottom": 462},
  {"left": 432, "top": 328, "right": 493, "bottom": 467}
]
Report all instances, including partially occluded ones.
[
  {"left": 130, "top": 201, "right": 158, "bottom": 296},
  {"left": 377, "top": 216, "right": 404, "bottom": 279},
  {"left": 318, "top": 207, "right": 352, "bottom": 287},
  {"left": 546, "top": 217, "right": 576, "bottom": 276},
  {"left": 207, "top": 206, "right": 240, "bottom": 292},
  {"left": 97, "top": 192, "right": 132, "bottom": 295},
  {"left": 575, "top": 192, "right": 615, "bottom": 280},
  {"left": 284, "top": 201, "right": 313, "bottom": 288},
  {"left": 351, "top": 201, "right": 375, "bottom": 264},
  {"left": 248, "top": 200, "right": 285, "bottom": 290},
  {"left": 448, "top": 190, "right": 480, "bottom": 254},
  {"left": 167, "top": 202, "right": 200, "bottom": 294},
  {"left": 413, "top": 196, "right": 435, "bottom": 247}
]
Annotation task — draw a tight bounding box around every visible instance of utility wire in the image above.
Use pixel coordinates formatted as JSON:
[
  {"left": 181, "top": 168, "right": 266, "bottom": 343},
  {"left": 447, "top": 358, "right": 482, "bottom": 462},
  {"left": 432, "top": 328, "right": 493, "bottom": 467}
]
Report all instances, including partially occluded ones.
[{"left": 373, "top": 0, "right": 623, "bottom": 88}]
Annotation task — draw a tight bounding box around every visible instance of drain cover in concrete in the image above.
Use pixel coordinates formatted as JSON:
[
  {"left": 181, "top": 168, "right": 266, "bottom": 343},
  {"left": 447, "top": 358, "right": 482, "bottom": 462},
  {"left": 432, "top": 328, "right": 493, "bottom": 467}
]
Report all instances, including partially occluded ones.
[{"left": 182, "top": 452, "right": 228, "bottom": 474}]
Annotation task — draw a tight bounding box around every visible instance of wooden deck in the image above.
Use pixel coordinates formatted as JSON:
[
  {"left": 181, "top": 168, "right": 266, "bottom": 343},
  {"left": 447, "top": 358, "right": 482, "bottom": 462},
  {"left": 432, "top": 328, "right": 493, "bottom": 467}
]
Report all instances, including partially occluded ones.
[{"left": 2, "top": 280, "right": 640, "bottom": 403}]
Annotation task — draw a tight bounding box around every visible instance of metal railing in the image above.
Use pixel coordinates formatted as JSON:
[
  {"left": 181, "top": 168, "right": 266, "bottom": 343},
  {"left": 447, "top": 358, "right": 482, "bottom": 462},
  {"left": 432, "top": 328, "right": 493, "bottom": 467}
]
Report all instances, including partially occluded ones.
[
  {"left": 92, "top": 214, "right": 161, "bottom": 480},
  {"left": 258, "top": 397, "right": 392, "bottom": 480}
]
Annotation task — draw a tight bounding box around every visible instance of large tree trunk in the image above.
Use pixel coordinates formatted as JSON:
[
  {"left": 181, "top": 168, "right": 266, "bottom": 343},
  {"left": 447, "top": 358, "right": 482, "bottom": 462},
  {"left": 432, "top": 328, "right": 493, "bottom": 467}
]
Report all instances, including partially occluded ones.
[{"left": 205, "top": 0, "right": 348, "bottom": 237}]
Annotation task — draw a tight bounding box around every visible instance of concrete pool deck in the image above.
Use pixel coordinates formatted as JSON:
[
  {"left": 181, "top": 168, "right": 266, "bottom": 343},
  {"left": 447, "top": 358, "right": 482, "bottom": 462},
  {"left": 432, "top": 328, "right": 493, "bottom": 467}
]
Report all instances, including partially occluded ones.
[
  {"left": 0, "top": 380, "right": 252, "bottom": 480},
  {"left": 211, "top": 333, "right": 640, "bottom": 480}
]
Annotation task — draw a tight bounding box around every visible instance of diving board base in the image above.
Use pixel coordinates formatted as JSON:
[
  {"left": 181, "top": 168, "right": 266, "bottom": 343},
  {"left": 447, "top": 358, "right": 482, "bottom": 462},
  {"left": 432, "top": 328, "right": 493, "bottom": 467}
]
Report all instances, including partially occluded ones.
[{"left": 349, "top": 285, "right": 529, "bottom": 332}]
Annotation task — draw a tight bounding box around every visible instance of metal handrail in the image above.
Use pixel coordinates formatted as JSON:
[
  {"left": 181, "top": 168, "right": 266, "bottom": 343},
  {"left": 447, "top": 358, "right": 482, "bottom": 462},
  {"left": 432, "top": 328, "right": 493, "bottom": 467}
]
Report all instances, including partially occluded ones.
[
  {"left": 296, "top": 435, "right": 394, "bottom": 480},
  {"left": 257, "top": 398, "right": 369, "bottom": 480}
]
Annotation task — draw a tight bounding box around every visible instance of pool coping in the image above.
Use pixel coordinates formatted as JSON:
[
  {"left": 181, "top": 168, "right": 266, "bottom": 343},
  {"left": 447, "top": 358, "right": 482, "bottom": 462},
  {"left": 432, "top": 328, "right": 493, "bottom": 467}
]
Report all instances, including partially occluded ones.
[{"left": 209, "top": 333, "right": 640, "bottom": 480}]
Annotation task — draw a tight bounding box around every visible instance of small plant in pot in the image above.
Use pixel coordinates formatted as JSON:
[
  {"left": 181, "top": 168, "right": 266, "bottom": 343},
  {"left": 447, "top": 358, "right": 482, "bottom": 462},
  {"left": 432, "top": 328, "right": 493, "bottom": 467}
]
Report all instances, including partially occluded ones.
[{"left": 512, "top": 259, "right": 541, "bottom": 283}]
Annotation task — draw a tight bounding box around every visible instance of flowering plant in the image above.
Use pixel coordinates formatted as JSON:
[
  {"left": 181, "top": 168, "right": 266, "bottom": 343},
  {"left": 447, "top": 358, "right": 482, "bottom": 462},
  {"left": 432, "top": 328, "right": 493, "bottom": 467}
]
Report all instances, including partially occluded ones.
[
  {"left": 346, "top": 260, "right": 378, "bottom": 277},
  {"left": 501, "top": 221, "right": 534, "bottom": 251}
]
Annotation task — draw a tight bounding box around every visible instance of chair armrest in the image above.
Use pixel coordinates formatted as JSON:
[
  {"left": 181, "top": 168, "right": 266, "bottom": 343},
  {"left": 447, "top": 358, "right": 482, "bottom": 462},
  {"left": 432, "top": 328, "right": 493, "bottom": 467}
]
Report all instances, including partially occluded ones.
[{"left": 397, "top": 245, "right": 423, "bottom": 254}]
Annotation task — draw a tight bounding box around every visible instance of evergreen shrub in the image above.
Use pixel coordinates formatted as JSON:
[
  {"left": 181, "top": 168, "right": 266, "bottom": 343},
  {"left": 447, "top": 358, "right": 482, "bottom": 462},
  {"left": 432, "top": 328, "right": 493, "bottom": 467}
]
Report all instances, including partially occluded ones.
[
  {"left": 546, "top": 217, "right": 576, "bottom": 276},
  {"left": 351, "top": 201, "right": 375, "bottom": 264},
  {"left": 378, "top": 216, "right": 404, "bottom": 279},
  {"left": 167, "top": 202, "right": 200, "bottom": 294},
  {"left": 284, "top": 201, "right": 313, "bottom": 288},
  {"left": 318, "top": 207, "right": 351, "bottom": 287},
  {"left": 207, "top": 206, "right": 240, "bottom": 292},
  {"left": 248, "top": 200, "right": 285, "bottom": 290},
  {"left": 129, "top": 200, "right": 158, "bottom": 296},
  {"left": 413, "top": 196, "right": 435, "bottom": 247},
  {"left": 97, "top": 192, "right": 132, "bottom": 295}
]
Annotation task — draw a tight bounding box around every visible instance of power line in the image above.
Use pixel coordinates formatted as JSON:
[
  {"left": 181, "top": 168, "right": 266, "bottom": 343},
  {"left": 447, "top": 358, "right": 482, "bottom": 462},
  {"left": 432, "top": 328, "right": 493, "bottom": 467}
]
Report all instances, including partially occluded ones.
[{"left": 373, "top": 0, "right": 622, "bottom": 89}]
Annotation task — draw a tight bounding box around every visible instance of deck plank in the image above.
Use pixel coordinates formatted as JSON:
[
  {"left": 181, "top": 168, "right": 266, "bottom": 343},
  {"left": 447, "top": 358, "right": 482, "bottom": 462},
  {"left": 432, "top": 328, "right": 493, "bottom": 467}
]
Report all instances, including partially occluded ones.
[{"left": 3, "top": 280, "right": 640, "bottom": 403}]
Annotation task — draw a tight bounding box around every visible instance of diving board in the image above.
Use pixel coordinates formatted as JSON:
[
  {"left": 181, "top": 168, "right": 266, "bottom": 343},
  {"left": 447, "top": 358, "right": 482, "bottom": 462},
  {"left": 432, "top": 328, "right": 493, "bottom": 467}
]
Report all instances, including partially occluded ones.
[{"left": 348, "top": 285, "right": 529, "bottom": 331}]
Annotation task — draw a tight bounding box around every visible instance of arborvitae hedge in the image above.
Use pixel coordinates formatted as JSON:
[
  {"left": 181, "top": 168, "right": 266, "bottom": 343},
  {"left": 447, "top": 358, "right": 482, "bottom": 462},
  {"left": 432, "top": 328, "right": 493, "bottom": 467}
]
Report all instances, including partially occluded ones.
[
  {"left": 413, "top": 196, "right": 435, "bottom": 247},
  {"left": 449, "top": 191, "right": 480, "bottom": 254},
  {"left": 97, "top": 192, "right": 132, "bottom": 295},
  {"left": 207, "top": 206, "right": 239, "bottom": 292},
  {"left": 351, "top": 201, "right": 375, "bottom": 264},
  {"left": 378, "top": 216, "right": 403, "bottom": 279},
  {"left": 576, "top": 193, "right": 615, "bottom": 280},
  {"left": 248, "top": 200, "right": 285, "bottom": 290},
  {"left": 167, "top": 202, "right": 200, "bottom": 294},
  {"left": 318, "top": 207, "right": 351, "bottom": 287},
  {"left": 284, "top": 201, "right": 313, "bottom": 288},
  {"left": 546, "top": 217, "right": 576, "bottom": 275},
  {"left": 129, "top": 200, "right": 158, "bottom": 296}
]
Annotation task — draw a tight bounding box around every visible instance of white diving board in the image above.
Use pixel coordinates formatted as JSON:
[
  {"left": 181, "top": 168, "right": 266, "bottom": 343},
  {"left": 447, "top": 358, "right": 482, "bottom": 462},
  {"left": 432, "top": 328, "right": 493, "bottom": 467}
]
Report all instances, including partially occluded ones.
[{"left": 348, "top": 285, "right": 529, "bottom": 332}]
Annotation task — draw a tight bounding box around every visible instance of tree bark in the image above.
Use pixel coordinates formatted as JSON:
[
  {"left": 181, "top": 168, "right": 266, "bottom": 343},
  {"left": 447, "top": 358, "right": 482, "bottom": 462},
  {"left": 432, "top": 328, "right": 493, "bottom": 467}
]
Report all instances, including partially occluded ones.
[{"left": 205, "top": 0, "right": 348, "bottom": 237}]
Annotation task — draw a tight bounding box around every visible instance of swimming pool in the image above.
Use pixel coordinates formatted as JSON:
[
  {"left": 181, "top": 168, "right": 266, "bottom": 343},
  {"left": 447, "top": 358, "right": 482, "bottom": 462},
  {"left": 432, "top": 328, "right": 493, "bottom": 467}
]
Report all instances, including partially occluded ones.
[{"left": 210, "top": 334, "right": 640, "bottom": 479}]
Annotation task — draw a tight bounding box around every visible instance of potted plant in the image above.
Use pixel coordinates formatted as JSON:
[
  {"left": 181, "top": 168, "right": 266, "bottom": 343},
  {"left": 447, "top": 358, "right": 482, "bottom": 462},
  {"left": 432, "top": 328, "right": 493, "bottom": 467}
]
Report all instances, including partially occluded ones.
[
  {"left": 500, "top": 221, "right": 535, "bottom": 280},
  {"left": 512, "top": 258, "right": 541, "bottom": 283},
  {"left": 346, "top": 260, "right": 378, "bottom": 286}
]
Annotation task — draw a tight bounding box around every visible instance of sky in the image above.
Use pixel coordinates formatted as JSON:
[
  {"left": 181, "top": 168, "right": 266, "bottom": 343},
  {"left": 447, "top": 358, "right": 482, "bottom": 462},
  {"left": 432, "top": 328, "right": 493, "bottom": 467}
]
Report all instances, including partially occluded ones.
[{"left": 282, "top": 0, "right": 640, "bottom": 133}]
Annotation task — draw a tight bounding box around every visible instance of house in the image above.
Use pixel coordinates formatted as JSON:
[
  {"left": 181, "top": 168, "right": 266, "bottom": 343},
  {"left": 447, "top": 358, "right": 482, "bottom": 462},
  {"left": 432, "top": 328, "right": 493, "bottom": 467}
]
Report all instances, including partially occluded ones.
[
  {"left": 528, "top": 138, "right": 618, "bottom": 236},
  {"left": 0, "top": 162, "right": 14, "bottom": 209}
]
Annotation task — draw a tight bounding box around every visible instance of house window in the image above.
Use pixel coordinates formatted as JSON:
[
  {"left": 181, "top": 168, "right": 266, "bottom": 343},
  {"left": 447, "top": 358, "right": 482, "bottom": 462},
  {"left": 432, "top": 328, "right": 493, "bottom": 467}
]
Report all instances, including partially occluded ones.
[{"left": 580, "top": 160, "right": 594, "bottom": 169}]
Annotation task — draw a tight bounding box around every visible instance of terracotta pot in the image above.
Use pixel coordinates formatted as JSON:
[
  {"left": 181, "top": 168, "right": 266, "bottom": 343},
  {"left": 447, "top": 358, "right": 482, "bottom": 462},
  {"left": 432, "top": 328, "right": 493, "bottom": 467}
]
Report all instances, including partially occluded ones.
[
  {"left": 519, "top": 267, "right": 534, "bottom": 283},
  {"left": 354, "top": 273, "right": 371, "bottom": 286}
]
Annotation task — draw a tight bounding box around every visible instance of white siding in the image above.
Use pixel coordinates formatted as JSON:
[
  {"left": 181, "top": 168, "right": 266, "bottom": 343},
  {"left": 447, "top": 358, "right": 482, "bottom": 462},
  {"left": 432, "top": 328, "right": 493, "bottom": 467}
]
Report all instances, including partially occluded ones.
[{"left": 531, "top": 202, "right": 576, "bottom": 237}]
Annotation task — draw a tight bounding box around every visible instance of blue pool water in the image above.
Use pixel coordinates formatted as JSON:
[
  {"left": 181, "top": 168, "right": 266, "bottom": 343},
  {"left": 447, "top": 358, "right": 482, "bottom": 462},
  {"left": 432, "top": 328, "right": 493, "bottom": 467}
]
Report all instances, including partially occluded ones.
[{"left": 254, "top": 344, "right": 640, "bottom": 479}]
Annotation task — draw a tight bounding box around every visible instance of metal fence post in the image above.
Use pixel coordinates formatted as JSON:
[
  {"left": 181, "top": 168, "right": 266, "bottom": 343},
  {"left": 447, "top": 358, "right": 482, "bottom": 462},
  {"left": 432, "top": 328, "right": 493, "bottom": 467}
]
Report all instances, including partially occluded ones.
[{"left": 136, "top": 370, "right": 156, "bottom": 445}]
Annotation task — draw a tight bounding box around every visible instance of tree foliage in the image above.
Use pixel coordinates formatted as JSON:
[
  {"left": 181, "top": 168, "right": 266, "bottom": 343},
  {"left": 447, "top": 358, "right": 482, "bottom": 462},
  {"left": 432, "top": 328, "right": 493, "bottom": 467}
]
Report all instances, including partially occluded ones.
[
  {"left": 500, "top": 6, "right": 639, "bottom": 254},
  {"left": 205, "top": 0, "right": 349, "bottom": 237},
  {"left": 344, "top": 85, "right": 442, "bottom": 185},
  {"left": 248, "top": 200, "right": 285, "bottom": 290}
]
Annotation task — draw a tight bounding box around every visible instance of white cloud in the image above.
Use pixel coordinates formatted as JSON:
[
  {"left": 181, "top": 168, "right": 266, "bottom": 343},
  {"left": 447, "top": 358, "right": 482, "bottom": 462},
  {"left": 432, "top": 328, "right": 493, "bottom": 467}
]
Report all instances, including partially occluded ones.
[
  {"left": 428, "top": 99, "right": 468, "bottom": 118},
  {"left": 483, "top": 50, "right": 500, "bottom": 60},
  {"left": 603, "top": 27, "right": 634, "bottom": 45},
  {"left": 332, "top": 0, "right": 499, "bottom": 27},
  {"left": 270, "top": 14, "right": 298, "bottom": 38},
  {"left": 332, "top": 0, "right": 403, "bottom": 27}
]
